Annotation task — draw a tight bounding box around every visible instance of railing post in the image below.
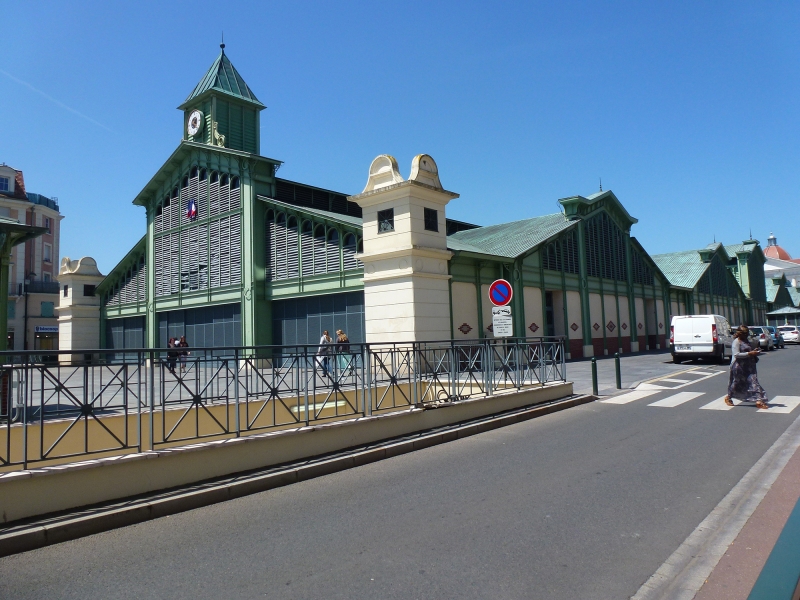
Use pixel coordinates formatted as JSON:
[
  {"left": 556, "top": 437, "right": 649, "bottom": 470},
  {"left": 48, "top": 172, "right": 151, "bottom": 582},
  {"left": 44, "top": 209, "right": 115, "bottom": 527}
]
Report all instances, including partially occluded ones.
[
  {"left": 137, "top": 351, "right": 142, "bottom": 452},
  {"left": 412, "top": 343, "right": 419, "bottom": 407},
  {"left": 615, "top": 352, "right": 622, "bottom": 389},
  {"left": 591, "top": 357, "right": 598, "bottom": 396},
  {"left": 365, "top": 344, "right": 373, "bottom": 416},
  {"left": 233, "top": 349, "right": 240, "bottom": 437},
  {"left": 22, "top": 355, "right": 28, "bottom": 470},
  {"left": 304, "top": 347, "right": 310, "bottom": 425},
  {"left": 149, "top": 350, "right": 155, "bottom": 451}
]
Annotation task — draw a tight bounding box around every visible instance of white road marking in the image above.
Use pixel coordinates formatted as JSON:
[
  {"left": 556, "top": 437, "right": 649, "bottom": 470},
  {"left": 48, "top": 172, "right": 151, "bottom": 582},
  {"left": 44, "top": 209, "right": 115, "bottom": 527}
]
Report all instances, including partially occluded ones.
[
  {"left": 699, "top": 396, "right": 733, "bottom": 411},
  {"left": 688, "top": 370, "right": 718, "bottom": 375},
  {"left": 648, "top": 392, "right": 705, "bottom": 408},
  {"left": 601, "top": 390, "right": 659, "bottom": 404},
  {"left": 760, "top": 396, "right": 800, "bottom": 414},
  {"left": 635, "top": 383, "right": 668, "bottom": 391},
  {"left": 635, "top": 370, "right": 724, "bottom": 393}
]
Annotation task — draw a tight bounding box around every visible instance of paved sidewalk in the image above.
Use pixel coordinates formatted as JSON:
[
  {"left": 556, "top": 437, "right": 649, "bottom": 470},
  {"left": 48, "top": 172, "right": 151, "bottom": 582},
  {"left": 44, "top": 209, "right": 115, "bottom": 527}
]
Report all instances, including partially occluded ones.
[
  {"left": 695, "top": 437, "right": 800, "bottom": 599},
  {"left": 566, "top": 350, "right": 716, "bottom": 396}
]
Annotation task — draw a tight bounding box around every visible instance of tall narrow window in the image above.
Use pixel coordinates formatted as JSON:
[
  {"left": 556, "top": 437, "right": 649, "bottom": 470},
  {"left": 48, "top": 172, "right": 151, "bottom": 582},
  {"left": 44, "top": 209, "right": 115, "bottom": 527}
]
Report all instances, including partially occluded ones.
[
  {"left": 377, "top": 209, "right": 394, "bottom": 233},
  {"left": 424, "top": 208, "right": 438, "bottom": 232}
]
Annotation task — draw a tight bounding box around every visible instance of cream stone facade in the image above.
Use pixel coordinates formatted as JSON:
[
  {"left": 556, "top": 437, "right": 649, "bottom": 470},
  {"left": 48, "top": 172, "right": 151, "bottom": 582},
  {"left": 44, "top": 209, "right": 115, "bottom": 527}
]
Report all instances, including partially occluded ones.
[
  {"left": 350, "top": 155, "right": 458, "bottom": 343},
  {"left": 57, "top": 257, "right": 105, "bottom": 362}
]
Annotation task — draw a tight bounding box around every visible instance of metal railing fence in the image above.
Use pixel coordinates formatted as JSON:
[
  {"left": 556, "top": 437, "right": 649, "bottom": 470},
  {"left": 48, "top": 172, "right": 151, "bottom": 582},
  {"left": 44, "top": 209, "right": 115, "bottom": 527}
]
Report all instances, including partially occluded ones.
[{"left": 0, "top": 336, "right": 566, "bottom": 470}]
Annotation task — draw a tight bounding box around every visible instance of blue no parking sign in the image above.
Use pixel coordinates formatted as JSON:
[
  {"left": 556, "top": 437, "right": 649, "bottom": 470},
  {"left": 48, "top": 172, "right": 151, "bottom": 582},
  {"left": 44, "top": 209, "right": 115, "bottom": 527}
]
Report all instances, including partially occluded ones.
[{"left": 488, "top": 279, "right": 513, "bottom": 307}]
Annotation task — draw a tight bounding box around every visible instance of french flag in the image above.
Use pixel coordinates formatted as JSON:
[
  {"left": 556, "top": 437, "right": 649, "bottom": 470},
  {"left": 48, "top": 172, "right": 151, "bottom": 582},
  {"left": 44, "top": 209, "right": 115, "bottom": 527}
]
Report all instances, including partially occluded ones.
[{"left": 186, "top": 198, "right": 198, "bottom": 221}]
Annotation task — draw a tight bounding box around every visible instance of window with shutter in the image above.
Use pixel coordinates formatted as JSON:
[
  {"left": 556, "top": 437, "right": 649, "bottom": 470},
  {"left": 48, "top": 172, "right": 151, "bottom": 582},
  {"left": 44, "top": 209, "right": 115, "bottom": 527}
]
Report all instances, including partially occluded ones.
[
  {"left": 286, "top": 216, "right": 299, "bottom": 278},
  {"left": 326, "top": 229, "right": 340, "bottom": 272},
  {"left": 314, "top": 225, "right": 326, "bottom": 274},
  {"left": 301, "top": 221, "right": 314, "bottom": 277},
  {"left": 343, "top": 233, "right": 358, "bottom": 270}
]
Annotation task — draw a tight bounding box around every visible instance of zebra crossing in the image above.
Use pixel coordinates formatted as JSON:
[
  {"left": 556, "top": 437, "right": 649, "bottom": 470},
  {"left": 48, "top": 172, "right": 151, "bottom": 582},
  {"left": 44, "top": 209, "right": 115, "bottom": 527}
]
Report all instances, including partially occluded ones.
[{"left": 599, "top": 366, "right": 800, "bottom": 414}]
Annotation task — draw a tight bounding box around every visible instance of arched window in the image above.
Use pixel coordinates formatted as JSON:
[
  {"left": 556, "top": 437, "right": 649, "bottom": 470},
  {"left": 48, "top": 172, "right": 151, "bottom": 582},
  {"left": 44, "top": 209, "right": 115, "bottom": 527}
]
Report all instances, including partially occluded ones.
[
  {"left": 265, "top": 211, "right": 276, "bottom": 281},
  {"left": 231, "top": 177, "right": 240, "bottom": 189},
  {"left": 199, "top": 168, "right": 207, "bottom": 180},
  {"left": 301, "top": 221, "right": 314, "bottom": 277},
  {"left": 172, "top": 187, "right": 179, "bottom": 199},
  {"left": 220, "top": 174, "right": 229, "bottom": 187},
  {"left": 190, "top": 166, "right": 198, "bottom": 178},
  {"left": 210, "top": 172, "right": 219, "bottom": 184},
  {"left": 181, "top": 176, "right": 189, "bottom": 189}
]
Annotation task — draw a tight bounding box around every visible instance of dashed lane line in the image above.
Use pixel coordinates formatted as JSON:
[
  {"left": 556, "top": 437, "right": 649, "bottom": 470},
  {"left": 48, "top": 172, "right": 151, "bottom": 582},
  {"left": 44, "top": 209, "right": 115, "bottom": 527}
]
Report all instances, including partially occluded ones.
[{"left": 600, "top": 390, "right": 660, "bottom": 404}]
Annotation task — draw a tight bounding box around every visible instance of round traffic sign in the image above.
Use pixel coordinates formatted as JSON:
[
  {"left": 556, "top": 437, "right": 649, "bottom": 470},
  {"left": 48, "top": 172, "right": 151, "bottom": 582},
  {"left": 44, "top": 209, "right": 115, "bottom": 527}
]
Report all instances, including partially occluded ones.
[{"left": 488, "top": 279, "right": 513, "bottom": 306}]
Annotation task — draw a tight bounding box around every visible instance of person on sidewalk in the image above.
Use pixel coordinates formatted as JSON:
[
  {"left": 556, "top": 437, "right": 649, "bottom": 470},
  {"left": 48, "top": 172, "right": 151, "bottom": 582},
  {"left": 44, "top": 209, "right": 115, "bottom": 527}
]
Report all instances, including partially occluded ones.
[
  {"left": 725, "top": 326, "right": 768, "bottom": 409},
  {"left": 335, "top": 329, "right": 352, "bottom": 375},
  {"left": 166, "top": 337, "right": 178, "bottom": 375},
  {"left": 316, "top": 330, "right": 333, "bottom": 378},
  {"left": 178, "top": 335, "right": 190, "bottom": 373}
]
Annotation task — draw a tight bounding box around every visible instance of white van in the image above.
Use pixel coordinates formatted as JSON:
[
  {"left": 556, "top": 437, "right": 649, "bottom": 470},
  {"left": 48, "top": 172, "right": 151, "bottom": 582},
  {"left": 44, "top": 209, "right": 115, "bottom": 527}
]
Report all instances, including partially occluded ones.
[{"left": 670, "top": 315, "right": 733, "bottom": 364}]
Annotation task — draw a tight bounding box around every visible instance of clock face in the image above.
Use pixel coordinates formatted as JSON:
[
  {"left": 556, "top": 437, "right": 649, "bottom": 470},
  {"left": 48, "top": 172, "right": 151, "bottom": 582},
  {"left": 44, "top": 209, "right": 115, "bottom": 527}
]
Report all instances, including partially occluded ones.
[{"left": 187, "top": 110, "right": 204, "bottom": 136}]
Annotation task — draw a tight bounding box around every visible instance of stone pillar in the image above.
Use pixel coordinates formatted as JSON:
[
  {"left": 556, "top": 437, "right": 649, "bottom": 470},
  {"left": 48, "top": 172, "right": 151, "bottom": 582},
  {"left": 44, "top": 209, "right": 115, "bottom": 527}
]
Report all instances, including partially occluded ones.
[
  {"left": 57, "top": 257, "right": 104, "bottom": 363},
  {"left": 349, "top": 155, "right": 458, "bottom": 344}
]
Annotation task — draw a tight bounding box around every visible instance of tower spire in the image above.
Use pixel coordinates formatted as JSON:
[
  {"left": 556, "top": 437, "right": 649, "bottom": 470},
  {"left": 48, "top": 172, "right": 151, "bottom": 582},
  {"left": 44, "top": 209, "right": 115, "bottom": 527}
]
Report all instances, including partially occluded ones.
[
  {"left": 599, "top": 177, "right": 602, "bottom": 192},
  {"left": 220, "top": 32, "right": 225, "bottom": 52}
]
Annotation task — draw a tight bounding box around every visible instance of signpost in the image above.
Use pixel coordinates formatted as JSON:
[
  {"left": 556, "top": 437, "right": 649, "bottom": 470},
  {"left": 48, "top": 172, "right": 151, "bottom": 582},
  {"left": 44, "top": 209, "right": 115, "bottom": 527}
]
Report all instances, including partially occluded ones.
[{"left": 489, "top": 279, "right": 513, "bottom": 337}]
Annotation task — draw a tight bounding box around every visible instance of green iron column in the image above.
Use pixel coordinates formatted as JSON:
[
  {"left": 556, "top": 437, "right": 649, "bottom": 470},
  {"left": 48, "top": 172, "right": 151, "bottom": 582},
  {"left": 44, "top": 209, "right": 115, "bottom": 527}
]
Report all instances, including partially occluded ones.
[
  {"left": 145, "top": 203, "right": 158, "bottom": 349},
  {"left": 575, "top": 219, "right": 592, "bottom": 355}
]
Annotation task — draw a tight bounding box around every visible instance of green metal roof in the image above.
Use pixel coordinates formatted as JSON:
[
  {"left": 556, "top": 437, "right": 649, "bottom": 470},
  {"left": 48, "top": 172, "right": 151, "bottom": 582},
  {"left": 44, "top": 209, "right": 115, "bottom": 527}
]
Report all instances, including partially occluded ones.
[
  {"left": 651, "top": 250, "right": 710, "bottom": 289},
  {"left": 181, "top": 47, "right": 264, "bottom": 109},
  {"left": 765, "top": 277, "right": 789, "bottom": 304},
  {"left": 767, "top": 305, "right": 800, "bottom": 316},
  {"left": 446, "top": 213, "right": 576, "bottom": 258},
  {"left": 257, "top": 196, "right": 363, "bottom": 229},
  {"left": 788, "top": 287, "right": 800, "bottom": 307}
]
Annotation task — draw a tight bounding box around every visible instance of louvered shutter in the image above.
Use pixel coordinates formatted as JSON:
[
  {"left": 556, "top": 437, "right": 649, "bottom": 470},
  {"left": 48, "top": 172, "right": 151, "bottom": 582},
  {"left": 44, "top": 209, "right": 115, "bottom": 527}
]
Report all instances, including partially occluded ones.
[
  {"left": 326, "top": 230, "right": 340, "bottom": 273},
  {"left": 286, "top": 218, "right": 299, "bottom": 278},
  {"left": 342, "top": 234, "right": 358, "bottom": 270},
  {"left": 313, "top": 227, "right": 326, "bottom": 274},
  {"left": 301, "top": 223, "right": 314, "bottom": 276}
]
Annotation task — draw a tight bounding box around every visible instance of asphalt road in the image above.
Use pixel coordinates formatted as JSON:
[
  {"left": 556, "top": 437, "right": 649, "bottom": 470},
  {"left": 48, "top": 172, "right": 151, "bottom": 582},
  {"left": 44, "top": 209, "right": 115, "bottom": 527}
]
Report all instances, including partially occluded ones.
[{"left": 1, "top": 346, "right": 799, "bottom": 599}]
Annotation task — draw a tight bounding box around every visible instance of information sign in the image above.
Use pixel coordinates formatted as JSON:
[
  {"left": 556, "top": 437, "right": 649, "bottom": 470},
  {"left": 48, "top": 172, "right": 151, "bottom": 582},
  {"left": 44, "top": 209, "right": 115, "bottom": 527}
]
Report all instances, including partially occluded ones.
[
  {"left": 488, "top": 279, "right": 513, "bottom": 306},
  {"left": 492, "top": 306, "right": 513, "bottom": 337}
]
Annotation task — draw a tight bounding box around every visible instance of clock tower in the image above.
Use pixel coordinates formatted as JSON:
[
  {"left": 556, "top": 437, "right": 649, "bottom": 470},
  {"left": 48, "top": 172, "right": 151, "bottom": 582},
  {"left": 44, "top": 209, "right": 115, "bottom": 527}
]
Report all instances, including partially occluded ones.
[{"left": 178, "top": 44, "right": 265, "bottom": 154}]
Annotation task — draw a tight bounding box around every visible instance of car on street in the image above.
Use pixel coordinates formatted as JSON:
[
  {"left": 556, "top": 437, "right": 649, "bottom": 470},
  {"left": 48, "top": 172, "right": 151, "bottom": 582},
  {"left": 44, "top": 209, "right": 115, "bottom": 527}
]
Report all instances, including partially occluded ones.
[
  {"left": 777, "top": 325, "right": 800, "bottom": 344},
  {"left": 748, "top": 326, "right": 774, "bottom": 351},
  {"left": 765, "top": 326, "right": 785, "bottom": 349},
  {"left": 670, "top": 314, "right": 733, "bottom": 363}
]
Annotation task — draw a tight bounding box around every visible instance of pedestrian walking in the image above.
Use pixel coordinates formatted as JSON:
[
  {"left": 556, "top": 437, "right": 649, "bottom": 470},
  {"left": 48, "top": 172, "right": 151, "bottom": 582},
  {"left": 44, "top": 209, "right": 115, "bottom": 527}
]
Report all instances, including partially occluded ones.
[
  {"left": 724, "top": 325, "right": 769, "bottom": 409},
  {"left": 166, "top": 337, "right": 178, "bottom": 374},
  {"left": 335, "top": 329, "right": 351, "bottom": 374},
  {"left": 317, "top": 330, "right": 332, "bottom": 378},
  {"left": 178, "top": 335, "right": 190, "bottom": 373}
]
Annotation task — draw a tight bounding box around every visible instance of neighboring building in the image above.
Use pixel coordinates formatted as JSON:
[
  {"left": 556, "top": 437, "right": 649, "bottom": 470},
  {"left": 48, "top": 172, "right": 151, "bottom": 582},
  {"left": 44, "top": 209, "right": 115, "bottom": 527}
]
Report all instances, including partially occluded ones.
[
  {"left": 0, "top": 164, "right": 63, "bottom": 350},
  {"left": 762, "top": 233, "right": 800, "bottom": 287},
  {"left": 653, "top": 243, "right": 752, "bottom": 327}
]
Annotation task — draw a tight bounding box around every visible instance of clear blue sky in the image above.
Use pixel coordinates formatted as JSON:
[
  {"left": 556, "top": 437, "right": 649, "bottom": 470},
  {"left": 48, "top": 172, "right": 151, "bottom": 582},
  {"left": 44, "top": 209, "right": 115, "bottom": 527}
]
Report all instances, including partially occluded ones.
[{"left": 3, "top": 1, "right": 799, "bottom": 274}]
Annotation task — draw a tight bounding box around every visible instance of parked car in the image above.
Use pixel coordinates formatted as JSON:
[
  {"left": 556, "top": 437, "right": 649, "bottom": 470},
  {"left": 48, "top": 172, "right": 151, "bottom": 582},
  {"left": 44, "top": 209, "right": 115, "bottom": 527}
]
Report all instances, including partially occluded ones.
[
  {"left": 670, "top": 315, "right": 733, "bottom": 364},
  {"left": 747, "top": 326, "right": 774, "bottom": 351},
  {"left": 765, "top": 326, "right": 785, "bottom": 349},
  {"left": 777, "top": 325, "right": 800, "bottom": 344}
]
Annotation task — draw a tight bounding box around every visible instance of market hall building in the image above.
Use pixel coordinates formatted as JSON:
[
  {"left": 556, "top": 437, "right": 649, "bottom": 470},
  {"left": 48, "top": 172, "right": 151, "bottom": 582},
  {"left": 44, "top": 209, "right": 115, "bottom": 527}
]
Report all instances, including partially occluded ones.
[{"left": 66, "top": 46, "right": 789, "bottom": 359}]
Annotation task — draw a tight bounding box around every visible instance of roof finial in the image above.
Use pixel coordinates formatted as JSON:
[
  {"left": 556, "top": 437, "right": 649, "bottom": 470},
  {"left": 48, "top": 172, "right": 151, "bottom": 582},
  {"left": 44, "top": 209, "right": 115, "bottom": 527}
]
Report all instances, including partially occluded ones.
[
  {"left": 599, "top": 177, "right": 602, "bottom": 192},
  {"left": 220, "top": 32, "right": 225, "bottom": 52}
]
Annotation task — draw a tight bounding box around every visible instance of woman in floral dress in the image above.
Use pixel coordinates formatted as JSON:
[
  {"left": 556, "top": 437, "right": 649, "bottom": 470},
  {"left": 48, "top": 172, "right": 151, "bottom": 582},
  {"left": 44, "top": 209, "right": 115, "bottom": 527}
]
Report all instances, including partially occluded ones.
[{"left": 724, "top": 326, "right": 769, "bottom": 409}]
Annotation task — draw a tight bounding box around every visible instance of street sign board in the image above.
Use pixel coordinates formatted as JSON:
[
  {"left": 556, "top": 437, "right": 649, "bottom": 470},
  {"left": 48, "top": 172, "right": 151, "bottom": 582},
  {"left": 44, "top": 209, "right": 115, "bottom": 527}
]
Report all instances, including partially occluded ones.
[
  {"left": 488, "top": 279, "right": 513, "bottom": 306},
  {"left": 492, "top": 306, "right": 513, "bottom": 337}
]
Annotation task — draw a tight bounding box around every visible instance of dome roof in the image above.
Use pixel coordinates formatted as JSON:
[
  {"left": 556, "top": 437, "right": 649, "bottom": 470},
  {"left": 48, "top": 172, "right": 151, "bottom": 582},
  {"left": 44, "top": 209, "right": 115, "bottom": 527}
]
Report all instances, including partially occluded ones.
[{"left": 765, "top": 232, "right": 792, "bottom": 261}]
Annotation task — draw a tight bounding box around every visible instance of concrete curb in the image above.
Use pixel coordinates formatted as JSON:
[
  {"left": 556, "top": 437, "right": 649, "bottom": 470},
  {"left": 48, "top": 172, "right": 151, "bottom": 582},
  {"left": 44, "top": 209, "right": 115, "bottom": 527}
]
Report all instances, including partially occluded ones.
[{"left": 0, "top": 394, "right": 593, "bottom": 557}]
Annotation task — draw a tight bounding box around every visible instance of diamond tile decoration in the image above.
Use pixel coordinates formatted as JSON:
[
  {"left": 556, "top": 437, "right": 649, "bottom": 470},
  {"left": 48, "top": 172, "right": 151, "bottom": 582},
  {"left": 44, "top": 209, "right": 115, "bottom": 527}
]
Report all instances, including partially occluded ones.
[
  {"left": 607, "top": 321, "right": 616, "bottom": 332},
  {"left": 593, "top": 323, "right": 600, "bottom": 331},
  {"left": 486, "top": 323, "right": 494, "bottom": 332},
  {"left": 570, "top": 323, "right": 579, "bottom": 332},
  {"left": 638, "top": 323, "right": 643, "bottom": 330},
  {"left": 659, "top": 322, "right": 663, "bottom": 329},
  {"left": 458, "top": 323, "right": 473, "bottom": 335},
  {"left": 528, "top": 323, "right": 539, "bottom": 333},
  {"left": 621, "top": 323, "right": 628, "bottom": 330}
]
